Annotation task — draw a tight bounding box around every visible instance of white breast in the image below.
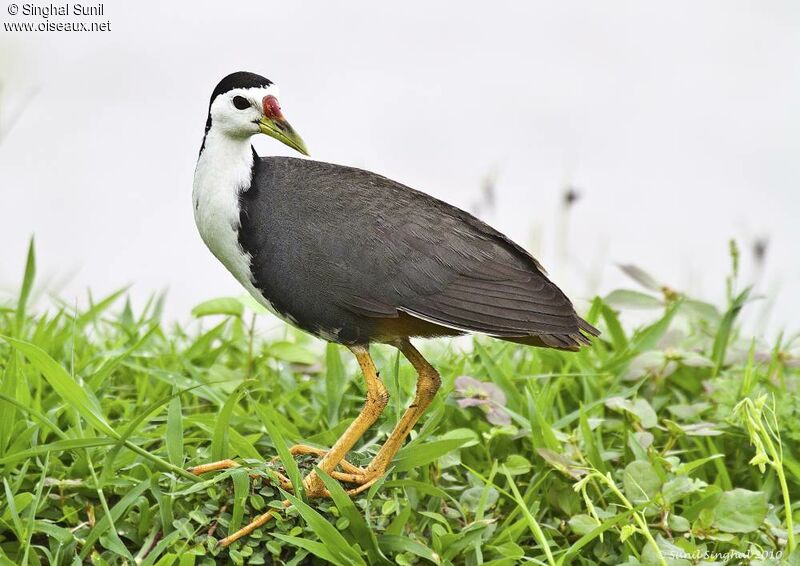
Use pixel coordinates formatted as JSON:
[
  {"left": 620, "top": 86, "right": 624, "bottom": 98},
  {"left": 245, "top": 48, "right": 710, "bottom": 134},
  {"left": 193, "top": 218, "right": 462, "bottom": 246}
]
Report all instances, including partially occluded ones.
[{"left": 192, "top": 131, "right": 280, "bottom": 315}]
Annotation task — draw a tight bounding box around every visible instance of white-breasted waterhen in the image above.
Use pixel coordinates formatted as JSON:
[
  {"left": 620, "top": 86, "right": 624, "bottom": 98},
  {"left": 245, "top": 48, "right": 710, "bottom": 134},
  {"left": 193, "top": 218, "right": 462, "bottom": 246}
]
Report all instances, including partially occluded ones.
[{"left": 191, "top": 71, "right": 599, "bottom": 545}]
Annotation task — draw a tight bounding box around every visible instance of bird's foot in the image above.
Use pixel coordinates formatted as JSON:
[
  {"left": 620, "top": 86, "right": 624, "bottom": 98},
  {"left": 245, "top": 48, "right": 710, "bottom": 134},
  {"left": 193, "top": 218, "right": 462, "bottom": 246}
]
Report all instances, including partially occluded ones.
[
  {"left": 186, "top": 447, "right": 371, "bottom": 492},
  {"left": 187, "top": 459, "right": 241, "bottom": 476},
  {"left": 301, "top": 468, "right": 382, "bottom": 498},
  {"left": 186, "top": 452, "right": 384, "bottom": 547},
  {"left": 284, "top": 444, "right": 382, "bottom": 497},
  {"left": 188, "top": 458, "right": 294, "bottom": 490},
  {"left": 285, "top": 444, "right": 364, "bottom": 475}
]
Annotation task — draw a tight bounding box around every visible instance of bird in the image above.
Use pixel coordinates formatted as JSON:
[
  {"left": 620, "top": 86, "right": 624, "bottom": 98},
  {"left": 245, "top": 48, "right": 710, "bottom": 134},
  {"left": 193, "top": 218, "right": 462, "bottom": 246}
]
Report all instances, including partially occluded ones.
[{"left": 190, "top": 71, "right": 598, "bottom": 545}]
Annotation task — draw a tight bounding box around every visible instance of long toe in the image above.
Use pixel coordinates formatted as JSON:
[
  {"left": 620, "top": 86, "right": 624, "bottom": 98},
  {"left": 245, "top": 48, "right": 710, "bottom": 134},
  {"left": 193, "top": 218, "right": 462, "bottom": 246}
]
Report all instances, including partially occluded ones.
[
  {"left": 330, "top": 469, "right": 379, "bottom": 485},
  {"left": 287, "top": 444, "right": 364, "bottom": 475},
  {"left": 188, "top": 459, "right": 240, "bottom": 475}
]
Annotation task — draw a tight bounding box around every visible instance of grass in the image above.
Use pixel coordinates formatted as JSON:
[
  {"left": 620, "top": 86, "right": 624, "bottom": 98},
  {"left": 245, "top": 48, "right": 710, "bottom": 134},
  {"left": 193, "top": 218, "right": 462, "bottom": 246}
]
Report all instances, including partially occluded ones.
[{"left": 0, "top": 239, "right": 798, "bottom": 565}]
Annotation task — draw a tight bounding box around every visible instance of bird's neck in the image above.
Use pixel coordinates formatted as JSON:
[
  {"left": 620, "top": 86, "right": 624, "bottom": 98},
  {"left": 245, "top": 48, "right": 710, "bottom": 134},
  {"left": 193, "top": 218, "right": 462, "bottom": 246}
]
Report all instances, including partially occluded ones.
[
  {"left": 192, "top": 128, "right": 256, "bottom": 284},
  {"left": 194, "top": 128, "right": 255, "bottom": 199}
]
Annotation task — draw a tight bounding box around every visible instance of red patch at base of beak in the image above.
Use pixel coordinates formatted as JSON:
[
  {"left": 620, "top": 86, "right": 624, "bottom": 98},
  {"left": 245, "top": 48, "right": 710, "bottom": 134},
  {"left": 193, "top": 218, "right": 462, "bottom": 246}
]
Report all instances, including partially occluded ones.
[{"left": 262, "top": 95, "right": 284, "bottom": 120}]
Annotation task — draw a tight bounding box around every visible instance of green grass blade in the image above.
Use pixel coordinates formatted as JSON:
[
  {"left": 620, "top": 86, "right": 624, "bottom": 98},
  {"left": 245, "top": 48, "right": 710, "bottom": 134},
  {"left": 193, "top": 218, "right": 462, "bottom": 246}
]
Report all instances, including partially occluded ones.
[
  {"left": 557, "top": 508, "right": 636, "bottom": 565},
  {"left": 166, "top": 394, "right": 184, "bottom": 467},
  {"left": 0, "top": 438, "right": 117, "bottom": 466},
  {"left": 21, "top": 453, "right": 49, "bottom": 566},
  {"left": 75, "top": 287, "right": 129, "bottom": 328},
  {"left": 281, "top": 490, "right": 367, "bottom": 565},
  {"left": 78, "top": 480, "right": 150, "bottom": 559},
  {"left": 210, "top": 382, "right": 247, "bottom": 461},
  {"left": 228, "top": 467, "right": 249, "bottom": 535},
  {"left": 256, "top": 403, "right": 304, "bottom": 499},
  {"left": 502, "top": 466, "right": 556, "bottom": 566},
  {"left": 14, "top": 237, "right": 36, "bottom": 336},
  {"left": 316, "top": 468, "right": 388, "bottom": 565},
  {"left": 0, "top": 336, "right": 117, "bottom": 438},
  {"left": 393, "top": 429, "right": 475, "bottom": 472},
  {"left": 378, "top": 535, "right": 441, "bottom": 565},
  {"left": 272, "top": 534, "right": 345, "bottom": 565},
  {"left": 325, "top": 343, "right": 346, "bottom": 426},
  {"left": 87, "top": 322, "right": 159, "bottom": 390},
  {"left": 711, "top": 288, "right": 750, "bottom": 376}
]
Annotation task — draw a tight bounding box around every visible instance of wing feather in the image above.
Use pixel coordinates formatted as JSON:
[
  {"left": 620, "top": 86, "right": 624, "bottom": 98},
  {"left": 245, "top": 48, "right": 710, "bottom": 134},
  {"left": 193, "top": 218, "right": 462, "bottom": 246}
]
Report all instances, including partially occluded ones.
[{"left": 251, "top": 157, "right": 598, "bottom": 349}]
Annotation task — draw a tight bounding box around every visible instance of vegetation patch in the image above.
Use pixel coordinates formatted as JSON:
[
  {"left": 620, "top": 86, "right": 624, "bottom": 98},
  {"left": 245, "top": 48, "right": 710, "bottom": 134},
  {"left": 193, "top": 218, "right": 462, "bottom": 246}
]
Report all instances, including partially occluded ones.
[{"left": 0, "top": 241, "right": 798, "bottom": 565}]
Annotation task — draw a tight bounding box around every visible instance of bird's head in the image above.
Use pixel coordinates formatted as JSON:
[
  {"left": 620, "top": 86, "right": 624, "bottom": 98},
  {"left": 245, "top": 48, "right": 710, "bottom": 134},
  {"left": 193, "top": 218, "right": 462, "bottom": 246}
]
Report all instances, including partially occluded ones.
[{"left": 205, "top": 71, "right": 308, "bottom": 155}]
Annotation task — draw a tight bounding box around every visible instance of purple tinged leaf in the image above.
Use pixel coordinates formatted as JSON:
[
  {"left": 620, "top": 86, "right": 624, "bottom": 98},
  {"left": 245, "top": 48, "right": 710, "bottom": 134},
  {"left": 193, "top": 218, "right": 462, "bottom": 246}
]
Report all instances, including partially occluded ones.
[{"left": 454, "top": 375, "right": 510, "bottom": 425}]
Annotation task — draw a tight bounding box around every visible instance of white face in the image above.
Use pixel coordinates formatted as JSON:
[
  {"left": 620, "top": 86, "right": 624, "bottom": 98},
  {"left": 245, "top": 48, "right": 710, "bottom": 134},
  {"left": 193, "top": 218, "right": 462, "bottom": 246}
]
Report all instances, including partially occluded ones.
[{"left": 208, "top": 85, "right": 281, "bottom": 138}]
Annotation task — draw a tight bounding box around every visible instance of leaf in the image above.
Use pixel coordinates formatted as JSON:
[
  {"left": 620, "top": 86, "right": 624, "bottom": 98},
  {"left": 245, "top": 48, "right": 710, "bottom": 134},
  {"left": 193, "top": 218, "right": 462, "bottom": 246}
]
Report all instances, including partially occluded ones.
[
  {"left": 325, "top": 343, "right": 346, "bottom": 426},
  {"left": 504, "top": 454, "right": 532, "bottom": 476},
  {"left": 0, "top": 336, "right": 118, "bottom": 438},
  {"left": 75, "top": 288, "right": 128, "bottom": 328},
  {"left": 272, "top": 534, "right": 345, "bottom": 565},
  {"left": 190, "top": 297, "right": 243, "bottom": 318},
  {"left": 460, "top": 485, "right": 499, "bottom": 512},
  {"left": 664, "top": 420, "right": 723, "bottom": 437},
  {"left": 662, "top": 476, "right": 706, "bottom": 505},
  {"left": 558, "top": 510, "right": 638, "bottom": 564},
  {"left": 282, "top": 490, "right": 366, "bottom": 565},
  {"left": 166, "top": 395, "right": 184, "bottom": 466},
  {"left": 0, "top": 490, "right": 33, "bottom": 525},
  {"left": 257, "top": 405, "right": 304, "bottom": 498},
  {"left": 618, "top": 264, "right": 662, "bottom": 291},
  {"left": 0, "top": 438, "right": 117, "bottom": 466},
  {"left": 15, "top": 237, "right": 36, "bottom": 334},
  {"left": 568, "top": 514, "right": 600, "bottom": 536},
  {"left": 473, "top": 341, "right": 519, "bottom": 411},
  {"left": 502, "top": 467, "right": 556, "bottom": 566},
  {"left": 88, "top": 323, "right": 160, "bottom": 390},
  {"left": 528, "top": 388, "right": 561, "bottom": 451},
  {"left": 629, "top": 300, "right": 681, "bottom": 353},
  {"left": 211, "top": 382, "right": 247, "bottom": 461},
  {"left": 268, "top": 341, "right": 318, "bottom": 365},
  {"left": 382, "top": 479, "right": 459, "bottom": 506},
  {"left": 535, "top": 449, "right": 585, "bottom": 480},
  {"left": 79, "top": 480, "right": 150, "bottom": 559},
  {"left": 630, "top": 398, "right": 658, "bottom": 429},
  {"left": 605, "top": 397, "right": 657, "bottom": 428},
  {"left": 711, "top": 288, "right": 750, "bottom": 376},
  {"left": 622, "top": 461, "right": 662, "bottom": 504},
  {"left": 316, "top": 469, "right": 388, "bottom": 565},
  {"left": 666, "top": 402, "right": 711, "bottom": 420},
  {"left": 675, "top": 454, "right": 725, "bottom": 476},
  {"left": 682, "top": 299, "right": 720, "bottom": 322},
  {"left": 228, "top": 467, "right": 249, "bottom": 534},
  {"left": 668, "top": 514, "right": 691, "bottom": 532},
  {"left": 378, "top": 535, "right": 441, "bottom": 565},
  {"left": 579, "top": 407, "right": 608, "bottom": 474},
  {"left": 712, "top": 489, "right": 768, "bottom": 533},
  {"left": 604, "top": 289, "right": 663, "bottom": 310},
  {"left": 600, "top": 303, "right": 628, "bottom": 351},
  {"left": 393, "top": 429, "right": 477, "bottom": 472},
  {"left": 440, "top": 521, "right": 490, "bottom": 561}
]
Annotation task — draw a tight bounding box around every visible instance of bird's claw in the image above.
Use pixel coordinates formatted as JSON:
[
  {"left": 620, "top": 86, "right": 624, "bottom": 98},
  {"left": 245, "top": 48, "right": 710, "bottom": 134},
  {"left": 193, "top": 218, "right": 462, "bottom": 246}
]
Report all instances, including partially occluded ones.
[{"left": 284, "top": 444, "right": 381, "bottom": 497}]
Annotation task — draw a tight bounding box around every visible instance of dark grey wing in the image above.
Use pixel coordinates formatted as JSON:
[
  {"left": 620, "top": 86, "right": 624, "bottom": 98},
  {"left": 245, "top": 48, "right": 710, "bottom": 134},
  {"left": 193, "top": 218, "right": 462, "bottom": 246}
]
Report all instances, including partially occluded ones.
[
  {"left": 356, "top": 187, "right": 597, "bottom": 349},
  {"left": 248, "top": 157, "right": 597, "bottom": 349}
]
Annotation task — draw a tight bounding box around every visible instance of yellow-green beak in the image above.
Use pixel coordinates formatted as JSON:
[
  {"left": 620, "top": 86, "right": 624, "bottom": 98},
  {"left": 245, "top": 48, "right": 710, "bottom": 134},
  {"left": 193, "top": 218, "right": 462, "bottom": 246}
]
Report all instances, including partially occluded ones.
[{"left": 258, "top": 116, "right": 309, "bottom": 156}]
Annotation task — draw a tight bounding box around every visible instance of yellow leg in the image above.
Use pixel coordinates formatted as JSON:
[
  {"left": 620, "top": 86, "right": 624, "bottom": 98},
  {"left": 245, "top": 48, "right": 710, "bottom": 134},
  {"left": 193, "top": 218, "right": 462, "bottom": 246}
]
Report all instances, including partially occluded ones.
[
  {"left": 301, "top": 344, "right": 389, "bottom": 496},
  {"left": 188, "top": 459, "right": 240, "bottom": 475},
  {"left": 213, "top": 346, "right": 388, "bottom": 546},
  {"left": 351, "top": 339, "right": 441, "bottom": 483},
  {"left": 285, "top": 444, "right": 364, "bottom": 475}
]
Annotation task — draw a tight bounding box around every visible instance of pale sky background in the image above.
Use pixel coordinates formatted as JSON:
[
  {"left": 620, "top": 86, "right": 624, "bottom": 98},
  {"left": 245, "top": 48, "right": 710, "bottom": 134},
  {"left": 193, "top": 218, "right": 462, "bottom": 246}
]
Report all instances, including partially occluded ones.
[{"left": 1, "top": 1, "right": 798, "bottom": 337}]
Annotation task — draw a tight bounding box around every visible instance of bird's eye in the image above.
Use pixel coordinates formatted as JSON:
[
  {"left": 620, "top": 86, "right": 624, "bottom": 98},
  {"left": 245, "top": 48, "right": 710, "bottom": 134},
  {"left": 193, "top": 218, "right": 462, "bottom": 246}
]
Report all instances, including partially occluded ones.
[{"left": 232, "top": 96, "right": 250, "bottom": 110}]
